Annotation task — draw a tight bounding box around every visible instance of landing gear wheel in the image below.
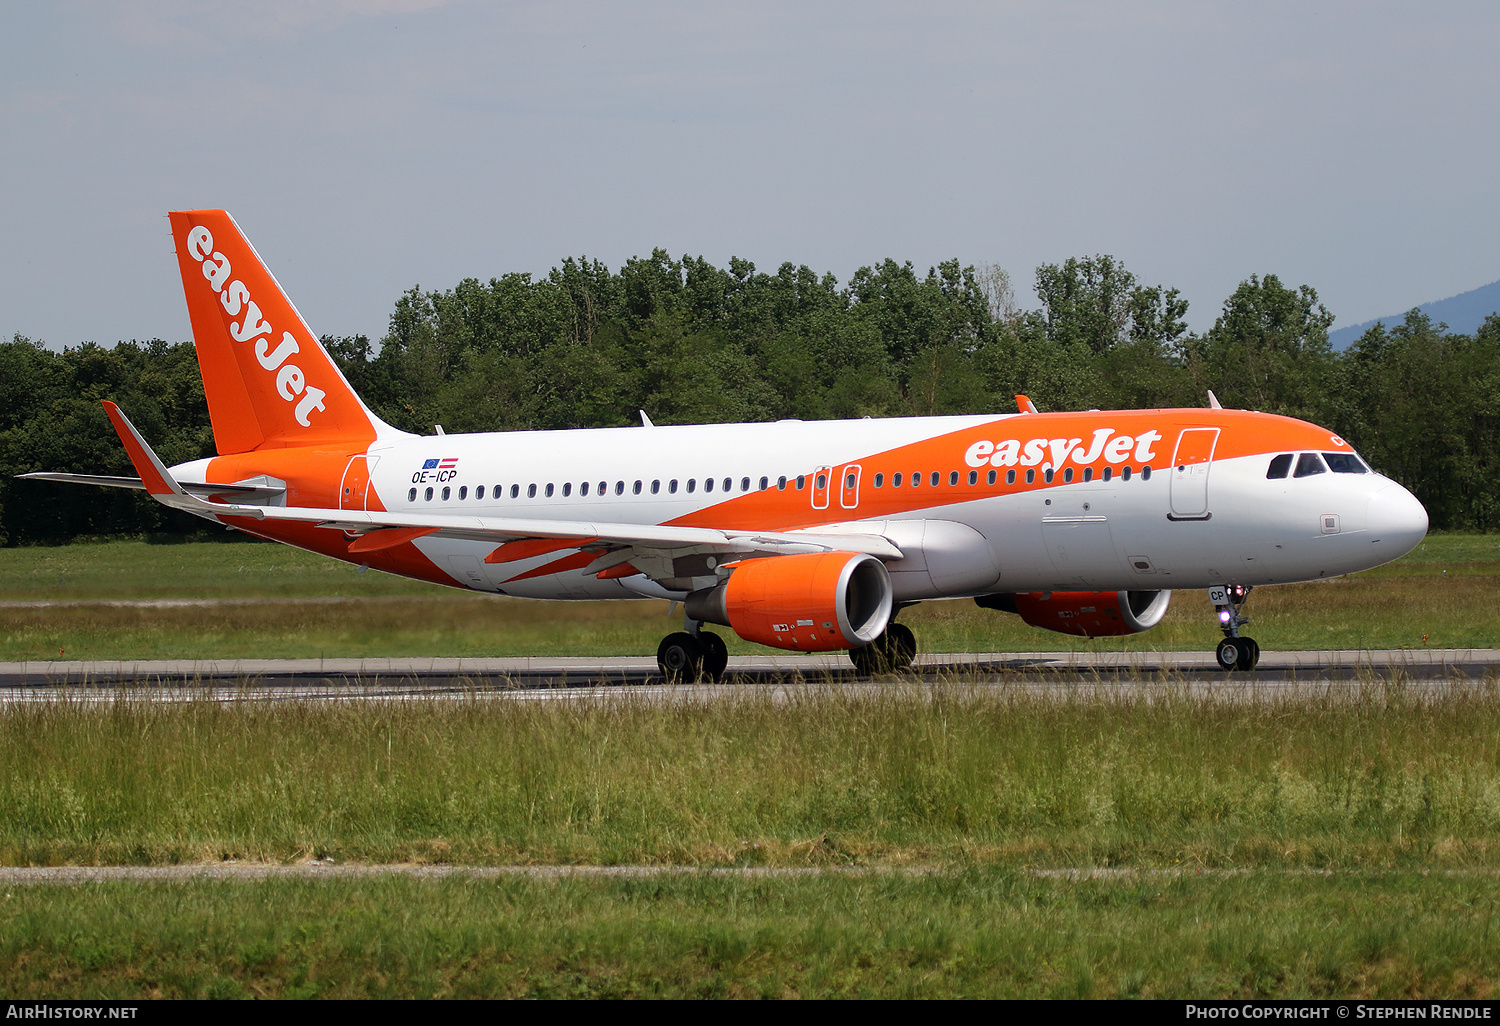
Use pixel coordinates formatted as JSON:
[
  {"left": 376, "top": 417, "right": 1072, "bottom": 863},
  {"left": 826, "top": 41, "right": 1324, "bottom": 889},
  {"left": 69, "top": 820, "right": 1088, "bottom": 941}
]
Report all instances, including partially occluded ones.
[
  {"left": 1215, "top": 637, "right": 1261, "bottom": 672},
  {"left": 698, "top": 631, "right": 729, "bottom": 682},
  {"left": 1238, "top": 637, "right": 1260, "bottom": 671},
  {"left": 849, "top": 622, "right": 918, "bottom": 676},
  {"left": 657, "top": 632, "right": 703, "bottom": 683}
]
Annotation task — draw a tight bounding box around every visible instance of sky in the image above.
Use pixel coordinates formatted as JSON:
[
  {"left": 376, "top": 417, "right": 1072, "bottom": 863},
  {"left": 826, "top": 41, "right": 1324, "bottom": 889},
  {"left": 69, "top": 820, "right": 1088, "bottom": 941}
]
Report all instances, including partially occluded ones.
[{"left": 2, "top": 0, "right": 1497, "bottom": 348}]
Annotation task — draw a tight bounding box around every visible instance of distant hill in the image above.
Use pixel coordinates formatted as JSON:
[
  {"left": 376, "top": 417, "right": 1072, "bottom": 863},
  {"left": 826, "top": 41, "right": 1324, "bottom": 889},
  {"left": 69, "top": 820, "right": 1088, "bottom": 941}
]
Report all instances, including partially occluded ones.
[{"left": 1329, "top": 279, "right": 1500, "bottom": 349}]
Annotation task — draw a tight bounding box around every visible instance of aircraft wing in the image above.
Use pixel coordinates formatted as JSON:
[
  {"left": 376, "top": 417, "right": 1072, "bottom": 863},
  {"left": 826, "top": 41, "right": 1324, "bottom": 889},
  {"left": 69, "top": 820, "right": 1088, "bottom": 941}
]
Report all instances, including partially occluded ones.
[{"left": 95, "top": 402, "right": 904, "bottom": 571}]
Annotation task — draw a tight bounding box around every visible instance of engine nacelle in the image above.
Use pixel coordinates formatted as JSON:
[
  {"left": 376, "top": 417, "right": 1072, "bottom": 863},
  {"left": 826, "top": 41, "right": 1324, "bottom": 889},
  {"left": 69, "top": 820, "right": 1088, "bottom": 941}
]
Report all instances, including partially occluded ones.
[
  {"left": 685, "top": 551, "right": 894, "bottom": 652},
  {"left": 977, "top": 589, "right": 1171, "bottom": 637}
]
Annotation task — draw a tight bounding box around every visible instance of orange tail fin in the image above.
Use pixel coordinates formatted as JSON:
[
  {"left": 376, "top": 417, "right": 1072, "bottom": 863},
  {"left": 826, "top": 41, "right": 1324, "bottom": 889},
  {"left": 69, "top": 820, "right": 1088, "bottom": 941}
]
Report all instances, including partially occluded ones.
[{"left": 169, "top": 209, "right": 391, "bottom": 454}]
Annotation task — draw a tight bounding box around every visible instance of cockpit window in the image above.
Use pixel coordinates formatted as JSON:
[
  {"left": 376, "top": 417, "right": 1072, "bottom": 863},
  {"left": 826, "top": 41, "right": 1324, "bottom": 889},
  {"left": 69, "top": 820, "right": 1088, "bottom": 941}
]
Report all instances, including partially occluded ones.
[
  {"left": 1293, "top": 452, "right": 1327, "bottom": 478},
  {"left": 1323, "top": 452, "right": 1368, "bottom": 474},
  {"left": 1266, "top": 454, "right": 1293, "bottom": 479}
]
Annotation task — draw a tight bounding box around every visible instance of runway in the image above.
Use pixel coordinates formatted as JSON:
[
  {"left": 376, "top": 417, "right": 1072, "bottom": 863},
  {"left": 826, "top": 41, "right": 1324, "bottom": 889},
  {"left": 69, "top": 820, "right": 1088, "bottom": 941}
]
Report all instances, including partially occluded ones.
[{"left": 0, "top": 648, "right": 1494, "bottom": 702}]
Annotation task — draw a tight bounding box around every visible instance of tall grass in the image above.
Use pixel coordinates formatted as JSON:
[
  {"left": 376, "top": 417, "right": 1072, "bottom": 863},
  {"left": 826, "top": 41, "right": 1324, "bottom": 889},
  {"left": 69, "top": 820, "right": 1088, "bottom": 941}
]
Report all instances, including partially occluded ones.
[
  {"left": 3, "top": 870, "right": 1498, "bottom": 998},
  {"left": 4, "top": 678, "right": 1500, "bottom": 868}
]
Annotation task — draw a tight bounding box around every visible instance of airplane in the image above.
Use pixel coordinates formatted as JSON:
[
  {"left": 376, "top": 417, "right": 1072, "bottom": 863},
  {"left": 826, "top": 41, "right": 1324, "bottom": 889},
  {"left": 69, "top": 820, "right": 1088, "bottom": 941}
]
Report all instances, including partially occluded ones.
[{"left": 22, "top": 210, "right": 1430, "bottom": 678}]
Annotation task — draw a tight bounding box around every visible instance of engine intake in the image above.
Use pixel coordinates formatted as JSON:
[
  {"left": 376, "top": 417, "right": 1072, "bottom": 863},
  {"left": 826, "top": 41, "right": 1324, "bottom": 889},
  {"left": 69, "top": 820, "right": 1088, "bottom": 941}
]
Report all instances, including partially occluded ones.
[
  {"left": 976, "top": 589, "right": 1171, "bottom": 637},
  {"left": 686, "top": 551, "right": 893, "bottom": 651}
]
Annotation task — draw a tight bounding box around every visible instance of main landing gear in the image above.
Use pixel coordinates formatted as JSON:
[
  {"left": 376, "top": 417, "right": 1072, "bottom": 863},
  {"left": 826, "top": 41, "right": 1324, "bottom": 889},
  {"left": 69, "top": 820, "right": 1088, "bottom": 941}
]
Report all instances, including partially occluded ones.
[
  {"left": 848, "top": 622, "right": 917, "bottom": 676},
  {"left": 1211, "top": 584, "right": 1260, "bottom": 671},
  {"left": 656, "top": 621, "right": 729, "bottom": 683}
]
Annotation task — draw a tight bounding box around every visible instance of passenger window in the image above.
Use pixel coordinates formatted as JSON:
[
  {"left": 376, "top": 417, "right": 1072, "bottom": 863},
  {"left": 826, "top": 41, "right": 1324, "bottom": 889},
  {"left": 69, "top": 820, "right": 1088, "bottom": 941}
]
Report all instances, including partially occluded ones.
[
  {"left": 687, "top": 479, "right": 696, "bottom": 493},
  {"left": 987, "top": 469, "right": 996, "bottom": 485},
  {"left": 669, "top": 479, "right": 679, "bottom": 494},
  {"left": 758, "top": 477, "right": 768, "bottom": 490},
  {"left": 815, "top": 473, "right": 827, "bottom": 490},
  {"left": 544, "top": 483, "right": 554, "bottom": 497},
  {"left": 633, "top": 480, "right": 642, "bottom": 495},
  {"left": 1101, "top": 468, "right": 1110, "bottom": 482},
  {"left": 424, "top": 487, "right": 434, "bottom": 501},
  {"left": 1044, "top": 469, "right": 1054, "bottom": 483},
  {"left": 911, "top": 473, "right": 921, "bottom": 488},
  {"left": 741, "top": 477, "right": 750, "bottom": 492},
  {"left": 1006, "top": 470, "right": 1016, "bottom": 484},
  {"left": 510, "top": 484, "right": 519, "bottom": 499},
  {"left": 581, "top": 481, "right": 590, "bottom": 496},
  {"left": 1122, "top": 467, "right": 1132, "bottom": 481},
  {"left": 949, "top": 471, "right": 959, "bottom": 486},
  {"left": 776, "top": 476, "right": 786, "bottom": 491},
  {"left": 441, "top": 486, "right": 451, "bottom": 500},
  {"left": 931, "top": 472, "right": 941, "bottom": 487},
  {"left": 874, "top": 473, "right": 885, "bottom": 488},
  {"left": 408, "top": 488, "right": 417, "bottom": 502},
  {"left": 615, "top": 481, "right": 624, "bottom": 495},
  {"left": 1142, "top": 466, "right": 1152, "bottom": 480},
  {"left": 597, "top": 481, "right": 606, "bottom": 495},
  {"left": 796, "top": 476, "right": 806, "bottom": 490},
  {"left": 893, "top": 473, "right": 903, "bottom": 487},
  {"left": 1323, "top": 452, "right": 1367, "bottom": 474},
  {"left": 724, "top": 478, "right": 733, "bottom": 492},
  {"left": 652, "top": 480, "right": 661, "bottom": 494},
  {"left": 1082, "top": 468, "right": 1092, "bottom": 483},
  {"left": 562, "top": 482, "right": 572, "bottom": 497},
  {"left": 1025, "top": 469, "right": 1035, "bottom": 484},
  {"left": 968, "top": 470, "right": 978, "bottom": 485},
  {"left": 476, "top": 486, "right": 485, "bottom": 499},
  {"left": 705, "top": 478, "right": 714, "bottom": 493},
  {"left": 1294, "top": 453, "right": 1326, "bottom": 478},
  {"left": 527, "top": 484, "right": 537, "bottom": 498},
  {"left": 1063, "top": 468, "right": 1073, "bottom": 483},
  {"left": 1266, "top": 454, "right": 1293, "bottom": 479}
]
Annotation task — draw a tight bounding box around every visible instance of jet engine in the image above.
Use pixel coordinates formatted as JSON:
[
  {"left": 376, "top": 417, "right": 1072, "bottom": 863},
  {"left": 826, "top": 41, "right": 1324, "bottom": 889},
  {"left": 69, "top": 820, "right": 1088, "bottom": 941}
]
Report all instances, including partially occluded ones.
[
  {"left": 976, "top": 589, "right": 1171, "bottom": 637},
  {"left": 685, "top": 551, "right": 894, "bottom": 651}
]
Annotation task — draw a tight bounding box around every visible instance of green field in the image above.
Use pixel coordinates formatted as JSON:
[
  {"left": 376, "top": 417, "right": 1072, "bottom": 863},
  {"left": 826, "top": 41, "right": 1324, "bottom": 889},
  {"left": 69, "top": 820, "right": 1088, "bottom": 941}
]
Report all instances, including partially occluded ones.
[
  {"left": 4, "top": 871, "right": 1497, "bottom": 999},
  {"left": 2, "top": 535, "right": 1497, "bottom": 998},
  {"left": 0, "top": 533, "right": 1495, "bottom": 660}
]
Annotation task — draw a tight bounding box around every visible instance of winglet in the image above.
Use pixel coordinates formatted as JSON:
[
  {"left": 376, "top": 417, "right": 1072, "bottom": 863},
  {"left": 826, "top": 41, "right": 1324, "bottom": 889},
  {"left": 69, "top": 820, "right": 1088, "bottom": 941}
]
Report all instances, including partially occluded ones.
[
  {"left": 1015, "top": 394, "right": 1039, "bottom": 414},
  {"left": 101, "top": 401, "right": 186, "bottom": 497},
  {"left": 1207, "top": 389, "right": 1223, "bottom": 410}
]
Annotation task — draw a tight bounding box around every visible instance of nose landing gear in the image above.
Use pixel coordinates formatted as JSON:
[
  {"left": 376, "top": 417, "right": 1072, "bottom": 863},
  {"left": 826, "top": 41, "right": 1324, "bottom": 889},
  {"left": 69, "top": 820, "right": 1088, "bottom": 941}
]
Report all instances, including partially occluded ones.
[{"left": 1210, "top": 584, "right": 1260, "bottom": 671}]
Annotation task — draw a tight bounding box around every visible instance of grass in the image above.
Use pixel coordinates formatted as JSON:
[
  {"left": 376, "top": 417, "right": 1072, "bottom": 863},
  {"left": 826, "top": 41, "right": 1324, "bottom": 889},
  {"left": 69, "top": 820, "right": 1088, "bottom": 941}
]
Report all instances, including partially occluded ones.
[
  {"left": 3, "top": 535, "right": 1497, "bottom": 997},
  {"left": 0, "top": 533, "right": 1494, "bottom": 659},
  {"left": 2, "top": 870, "right": 1498, "bottom": 998},
  {"left": 4, "top": 680, "right": 1500, "bottom": 869}
]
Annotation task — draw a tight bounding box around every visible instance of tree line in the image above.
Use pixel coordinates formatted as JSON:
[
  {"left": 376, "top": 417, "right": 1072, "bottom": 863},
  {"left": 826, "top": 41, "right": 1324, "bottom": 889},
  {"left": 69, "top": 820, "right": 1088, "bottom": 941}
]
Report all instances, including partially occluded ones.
[{"left": 2, "top": 252, "right": 1496, "bottom": 544}]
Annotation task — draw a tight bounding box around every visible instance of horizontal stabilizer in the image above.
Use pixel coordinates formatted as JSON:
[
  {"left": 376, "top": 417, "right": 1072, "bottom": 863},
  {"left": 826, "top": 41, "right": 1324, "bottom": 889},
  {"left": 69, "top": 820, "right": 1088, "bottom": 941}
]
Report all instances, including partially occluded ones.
[{"left": 17, "top": 471, "right": 285, "bottom": 502}]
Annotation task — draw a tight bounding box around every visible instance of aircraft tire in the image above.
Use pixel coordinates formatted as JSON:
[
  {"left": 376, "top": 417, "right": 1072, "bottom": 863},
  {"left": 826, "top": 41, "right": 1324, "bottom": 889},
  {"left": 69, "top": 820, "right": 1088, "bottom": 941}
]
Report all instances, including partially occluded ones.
[
  {"left": 1215, "top": 638, "right": 1240, "bottom": 672},
  {"left": 848, "top": 623, "right": 918, "bottom": 676},
  {"left": 1238, "top": 637, "right": 1261, "bottom": 671},
  {"left": 657, "top": 632, "right": 704, "bottom": 683},
  {"left": 699, "top": 631, "right": 729, "bottom": 682}
]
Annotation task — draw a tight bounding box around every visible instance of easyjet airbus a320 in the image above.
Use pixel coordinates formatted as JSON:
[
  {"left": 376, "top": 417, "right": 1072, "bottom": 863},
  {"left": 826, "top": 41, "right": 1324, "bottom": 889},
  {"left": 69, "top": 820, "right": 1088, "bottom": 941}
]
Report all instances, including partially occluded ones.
[{"left": 25, "top": 210, "right": 1430, "bottom": 677}]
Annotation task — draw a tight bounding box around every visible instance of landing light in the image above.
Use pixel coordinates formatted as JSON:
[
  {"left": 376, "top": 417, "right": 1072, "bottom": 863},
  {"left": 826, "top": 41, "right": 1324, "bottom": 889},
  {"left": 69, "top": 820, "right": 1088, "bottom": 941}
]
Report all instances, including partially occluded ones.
[{"left": 1218, "top": 610, "right": 1232, "bottom": 624}]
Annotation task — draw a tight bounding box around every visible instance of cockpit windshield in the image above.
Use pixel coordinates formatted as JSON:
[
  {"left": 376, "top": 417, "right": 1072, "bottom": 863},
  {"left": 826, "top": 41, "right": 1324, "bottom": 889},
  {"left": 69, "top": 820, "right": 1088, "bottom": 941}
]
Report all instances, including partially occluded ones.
[
  {"left": 1294, "top": 453, "right": 1326, "bottom": 478},
  {"left": 1323, "top": 452, "right": 1368, "bottom": 474}
]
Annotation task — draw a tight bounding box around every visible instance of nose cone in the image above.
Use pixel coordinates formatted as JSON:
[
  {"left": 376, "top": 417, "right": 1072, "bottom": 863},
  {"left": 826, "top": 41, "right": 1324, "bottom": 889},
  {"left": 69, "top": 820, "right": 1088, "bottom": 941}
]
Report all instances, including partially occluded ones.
[{"left": 1366, "top": 482, "right": 1428, "bottom": 562}]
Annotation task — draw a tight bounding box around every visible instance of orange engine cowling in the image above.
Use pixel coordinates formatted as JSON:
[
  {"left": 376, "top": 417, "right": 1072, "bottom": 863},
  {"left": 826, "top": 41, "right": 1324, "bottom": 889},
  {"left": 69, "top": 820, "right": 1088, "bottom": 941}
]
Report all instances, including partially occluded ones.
[
  {"left": 684, "top": 551, "right": 893, "bottom": 652},
  {"left": 977, "top": 589, "right": 1171, "bottom": 637}
]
